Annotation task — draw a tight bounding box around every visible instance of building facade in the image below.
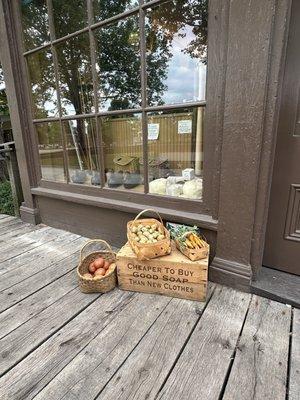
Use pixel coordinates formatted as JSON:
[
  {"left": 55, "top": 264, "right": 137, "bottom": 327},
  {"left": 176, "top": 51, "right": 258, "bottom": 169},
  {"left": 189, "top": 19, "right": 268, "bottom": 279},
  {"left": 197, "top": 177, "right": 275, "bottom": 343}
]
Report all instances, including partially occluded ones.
[{"left": 0, "top": 0, "right": 299, "bottom": 290}]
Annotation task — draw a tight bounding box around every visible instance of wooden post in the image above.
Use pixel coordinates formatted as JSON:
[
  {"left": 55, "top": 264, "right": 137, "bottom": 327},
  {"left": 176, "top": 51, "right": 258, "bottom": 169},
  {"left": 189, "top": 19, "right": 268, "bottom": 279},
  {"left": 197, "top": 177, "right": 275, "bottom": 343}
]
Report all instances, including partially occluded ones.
[
  {"left": 4, "top": 144, "right": 23, "bottom": 216},
  {"left": 0, "top": 0, "right": 41, "bottom": 224}
]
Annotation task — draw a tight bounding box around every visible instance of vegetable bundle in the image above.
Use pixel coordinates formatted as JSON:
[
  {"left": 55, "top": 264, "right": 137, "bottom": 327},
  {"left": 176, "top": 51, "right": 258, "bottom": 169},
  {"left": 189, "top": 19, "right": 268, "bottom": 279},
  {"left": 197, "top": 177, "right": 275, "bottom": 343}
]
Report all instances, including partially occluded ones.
[
  {"left": 166, "top": 222, "right": 209, "bottom": 261},
  {"left": 179, "top": 231, "right": 207, "bottom": 250}
]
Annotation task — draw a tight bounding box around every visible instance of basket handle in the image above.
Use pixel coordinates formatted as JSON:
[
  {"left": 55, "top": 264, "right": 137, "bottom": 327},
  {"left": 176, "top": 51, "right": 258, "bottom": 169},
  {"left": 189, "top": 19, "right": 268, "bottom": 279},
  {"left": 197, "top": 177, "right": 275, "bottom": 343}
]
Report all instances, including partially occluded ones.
[
  {"left": 80, "top": 239, "right": 114, "bottom": 264},
  {"left": 134, "top": 209, "right": 163, "bottom": 225}
]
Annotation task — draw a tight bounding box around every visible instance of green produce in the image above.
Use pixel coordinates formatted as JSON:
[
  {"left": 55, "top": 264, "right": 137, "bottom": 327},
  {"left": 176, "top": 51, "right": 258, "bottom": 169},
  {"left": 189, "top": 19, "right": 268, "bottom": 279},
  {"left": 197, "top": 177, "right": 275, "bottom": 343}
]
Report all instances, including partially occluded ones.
[
  {"left": 166, "top": 222, "right": 207, "bottom": 250},
  {"left": 130, "top": 223, "right": 164, "bottom": 244}
]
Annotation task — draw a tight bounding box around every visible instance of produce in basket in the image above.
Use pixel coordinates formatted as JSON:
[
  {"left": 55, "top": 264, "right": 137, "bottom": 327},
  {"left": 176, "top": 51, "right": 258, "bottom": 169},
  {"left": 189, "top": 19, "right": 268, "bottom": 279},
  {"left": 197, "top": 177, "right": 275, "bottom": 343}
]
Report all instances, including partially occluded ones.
[
  {"left": 87, "top": 257, "right": 115, "bottom": 279},
  {"left": 167, "top": 222, "right": 197, "bottom": 240},
  {"left": 176, "top": 231, "right": 207, "bottom": 251},
  {"left": 166, "top": 222, "right": 209, "bottom": 261},
  {"left": 127, "top": 209, "right": 171, "bottom": 260},
  {"left": 77, "top": 239, "right": 117, "bottom": 293},
  {"left": 130, "top": 223, "right": 165, "bottom": 244}
]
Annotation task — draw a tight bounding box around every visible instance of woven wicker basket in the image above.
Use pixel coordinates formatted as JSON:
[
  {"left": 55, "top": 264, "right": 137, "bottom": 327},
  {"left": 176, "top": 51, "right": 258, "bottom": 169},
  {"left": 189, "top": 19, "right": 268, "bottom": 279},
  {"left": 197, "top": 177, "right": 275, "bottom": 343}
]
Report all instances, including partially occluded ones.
[
  {"left": 127, "top": 209, "right": 171, "bottom": 261},
  {"left": 77, "top": 239, "right": 117, "bottom": 293},
  {"left": 174, "top": 231, "right": 209, "bottom": 261}
]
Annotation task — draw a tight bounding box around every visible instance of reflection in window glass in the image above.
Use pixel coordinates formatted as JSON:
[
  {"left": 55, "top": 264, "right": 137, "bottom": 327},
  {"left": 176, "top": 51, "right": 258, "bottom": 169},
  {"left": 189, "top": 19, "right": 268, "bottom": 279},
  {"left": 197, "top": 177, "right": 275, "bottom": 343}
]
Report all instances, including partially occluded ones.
[
  {"left": 94, "top": 15, "right": 141, "bottom": 111},
  {"left": 93, "top": 0, "right": 139, "bottom": 22},
  {"left": 146, "top": 0, "right": 208, "bottom": 106},
  {"left": 26, "top": 49, "right": 59, "bottom": 118},
  {"left": 62, "top": 118, "right": 100, "bottom": 186},
  {"left": 99, "top": 114, "right": 143, "bottom": 192},
  {"left": 56, "top": 33, "right": 94, "bottom": 116},
  {"left": 21, "top": 0, "right": 50, "bottom": 51},
  {"left": 52, "top": 0, "right": 88, "bottom": 39},
  {"left": 36, "top": 122, "right": 66, "bottom": 182},
  {"left": 147, "top": 107, "right": 204, "bottom": 199}
]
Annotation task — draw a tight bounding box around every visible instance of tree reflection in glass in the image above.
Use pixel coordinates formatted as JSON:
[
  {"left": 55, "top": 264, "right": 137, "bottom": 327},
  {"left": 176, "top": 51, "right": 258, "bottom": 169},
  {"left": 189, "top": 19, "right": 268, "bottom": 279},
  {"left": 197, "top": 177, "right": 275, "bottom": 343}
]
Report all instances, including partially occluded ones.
[
  {"left": 56, "top": 33, "right": 94, "bottom": 116},
  {"left": 21, "top": 0, "right": 50, "bottom": 51},
  {"left": 26, "top": 49, "right": 59, "bottom": 118},
  {"left": 52, "top": 0, "right": 88, "bottom": 39},
  {"left": 146, "top": 0, "right": 208, "bottom": 106},
  {"left": 94, "top": 15, "right": 141, "bottom": 111},
  {"left": 93, "top": 0, "right": 139, "bottom": 23},
  {"left": 21, "top": 0, "right": 208, "bottom": 193}
]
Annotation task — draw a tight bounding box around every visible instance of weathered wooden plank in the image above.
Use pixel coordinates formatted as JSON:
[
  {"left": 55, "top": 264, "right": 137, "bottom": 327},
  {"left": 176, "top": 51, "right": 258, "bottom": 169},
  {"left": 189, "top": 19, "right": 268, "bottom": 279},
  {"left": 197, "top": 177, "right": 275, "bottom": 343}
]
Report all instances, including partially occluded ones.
[
  {"left": 0, "top": 220, "right": 23, "bottom": 234},
  {"left": 223, "top": 296, "right": 291, "bottom": 400},
  {"left": 0, "top": 250, "right": 83, "bottom": 312},
  {"left": 0, "top": 228, "right": 78, "bottom": 274},
  {"left": 0, "top": 224, "right": 44, "bottom": 245},
  {"left": 0, "top": 226, "right": 54, "bottom": 262},
  {"left": 155, "top": 286, "right": 251, "bottom": 400},
  {"left": 0, "top": 290, "right": 134, "bottom": 399},
  {"left": 289, "top": 308, "right": 300, "bottom": 400},
  {"left": 0, "top": 282, "right": 100, "bottom": 376},
  {"left": 0, "top": 234, "right": 84, "bottom": 291},
  {"left": 0, "top": 228, "right": 80, "bottom": 275},
  {"left": 0, "top": 216, "right": 16, "bottom": 225},
  {"left": 0, "top": 220, "right": 33, "bottom": 236},
  {"left": 0, "top": 224, "right": 69, "bottom": 252},
  {"left": 0, "top": 268, "right": 79, "bottom": 339},
  {"left": 91, "top": 284, "right": 216, "bottom": 400},
  {"left": 0, "top": 215, "right": 12, "bottom": 220},
  {"left": 0, "top": 223, "right": 39, "bottom": 241},
  {"left": 34, "top": 292, "right": 172, "bottom": 400}
]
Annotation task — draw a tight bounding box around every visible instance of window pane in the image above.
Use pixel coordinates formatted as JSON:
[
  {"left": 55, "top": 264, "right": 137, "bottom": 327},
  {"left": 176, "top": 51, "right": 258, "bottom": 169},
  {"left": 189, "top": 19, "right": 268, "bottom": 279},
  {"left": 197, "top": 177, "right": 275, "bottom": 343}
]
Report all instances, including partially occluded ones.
[
  {"left": 52, "top": 0, "right": 88, "bottom": 39},
  {"left": 94, "top": 15, "right": 141, "bottom": 111},
  {"left": 147, "top": 107, "right": 203, "bottom": 199},
  {"left": 145, "top": 0, "right": 208, "bottom": 106},
  {"left": 99, "top": 114, "right": 144, "bottom": 192},
  {"left": 36, "top": 122, "right": 66, "bottom": 182},
  {"left": 93, "top": 0, "right": 139, "bottom": 22},
  {"left": 62, "top": 118, "right": 100, "bottom": 186},
  {"left": 56, "top": 33, "right": 94, "bottom": 116},
  {"left": 26, "top": 49, "right": 59, "bottom": 118},
  {"left": 21, "top": 0, "right": 50, "bottom": 51}
]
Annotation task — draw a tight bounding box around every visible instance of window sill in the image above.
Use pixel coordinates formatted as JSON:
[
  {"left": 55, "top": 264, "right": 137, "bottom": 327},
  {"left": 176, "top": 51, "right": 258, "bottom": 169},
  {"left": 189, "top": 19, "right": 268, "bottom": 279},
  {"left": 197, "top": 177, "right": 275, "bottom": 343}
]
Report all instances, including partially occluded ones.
[{"left": 31, "top": 186, "right": 218, "bottom": 231}]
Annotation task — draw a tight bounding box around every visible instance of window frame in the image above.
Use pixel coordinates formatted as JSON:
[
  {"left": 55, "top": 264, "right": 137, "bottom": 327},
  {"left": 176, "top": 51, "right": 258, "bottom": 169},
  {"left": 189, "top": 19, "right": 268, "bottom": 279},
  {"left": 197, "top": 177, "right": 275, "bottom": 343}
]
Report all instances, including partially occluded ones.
[{"left": 20, "top": 0, "right": 225, "bottom": 220}]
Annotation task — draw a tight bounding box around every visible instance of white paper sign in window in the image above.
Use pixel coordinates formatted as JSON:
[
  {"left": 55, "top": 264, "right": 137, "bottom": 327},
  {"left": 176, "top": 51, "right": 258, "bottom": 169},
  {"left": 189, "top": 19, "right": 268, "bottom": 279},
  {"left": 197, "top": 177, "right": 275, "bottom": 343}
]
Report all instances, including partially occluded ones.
[
  {"left": 148, "top": 123, "right": 160, "bottom": 140},
  {"left": 178, "top": 120, "right": 192, "bottom": 134}
]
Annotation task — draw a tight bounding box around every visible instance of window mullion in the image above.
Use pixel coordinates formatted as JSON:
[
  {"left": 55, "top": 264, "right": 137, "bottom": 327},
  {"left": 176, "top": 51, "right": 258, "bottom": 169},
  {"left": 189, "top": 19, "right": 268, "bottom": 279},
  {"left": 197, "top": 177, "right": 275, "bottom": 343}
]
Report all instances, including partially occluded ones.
[
  {"left": 46, "top": 0, "right": 70, "bottom": 183},
  {"left": 87, "top": 0, "right": 105, "bottom": 187},
  {"left": 139, "top": 1, "right": 149, "bottom": 194}
]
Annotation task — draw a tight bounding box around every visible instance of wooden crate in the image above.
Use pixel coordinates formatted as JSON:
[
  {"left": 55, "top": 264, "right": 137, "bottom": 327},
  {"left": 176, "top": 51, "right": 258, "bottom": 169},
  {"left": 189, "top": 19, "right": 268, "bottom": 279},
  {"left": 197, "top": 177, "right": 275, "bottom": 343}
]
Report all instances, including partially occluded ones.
[{"left": 116, "top": 242, "right": 208, "bottom": 301}]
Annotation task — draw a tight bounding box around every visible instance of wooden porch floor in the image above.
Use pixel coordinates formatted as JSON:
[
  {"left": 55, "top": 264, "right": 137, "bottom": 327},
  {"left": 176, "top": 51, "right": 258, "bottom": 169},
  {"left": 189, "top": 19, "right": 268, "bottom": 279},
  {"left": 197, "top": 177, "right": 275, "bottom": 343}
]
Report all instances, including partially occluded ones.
[{"left": 0, "top": 214, "right": 299, "bottom": 400}]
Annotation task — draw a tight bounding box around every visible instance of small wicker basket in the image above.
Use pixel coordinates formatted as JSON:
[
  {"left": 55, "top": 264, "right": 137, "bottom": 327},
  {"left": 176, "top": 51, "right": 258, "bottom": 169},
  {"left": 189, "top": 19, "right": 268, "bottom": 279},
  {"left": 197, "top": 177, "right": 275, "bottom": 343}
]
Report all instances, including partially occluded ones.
[
  {"left": 77, "top": 239, "right": 117, "bottom": 293},
  {"left": 127, "top": 209, "right": 171, "bottom": 261},
  {"left": 174, "top": 231, "right": 209, "bottom": 261}
]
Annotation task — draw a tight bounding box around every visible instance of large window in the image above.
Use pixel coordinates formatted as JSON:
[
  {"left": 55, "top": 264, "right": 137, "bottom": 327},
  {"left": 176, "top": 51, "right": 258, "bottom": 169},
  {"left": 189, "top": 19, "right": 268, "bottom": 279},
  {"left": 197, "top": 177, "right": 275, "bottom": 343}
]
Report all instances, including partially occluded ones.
[{"left": 21, "top": 0, "right": 207, "bottom": 201}]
